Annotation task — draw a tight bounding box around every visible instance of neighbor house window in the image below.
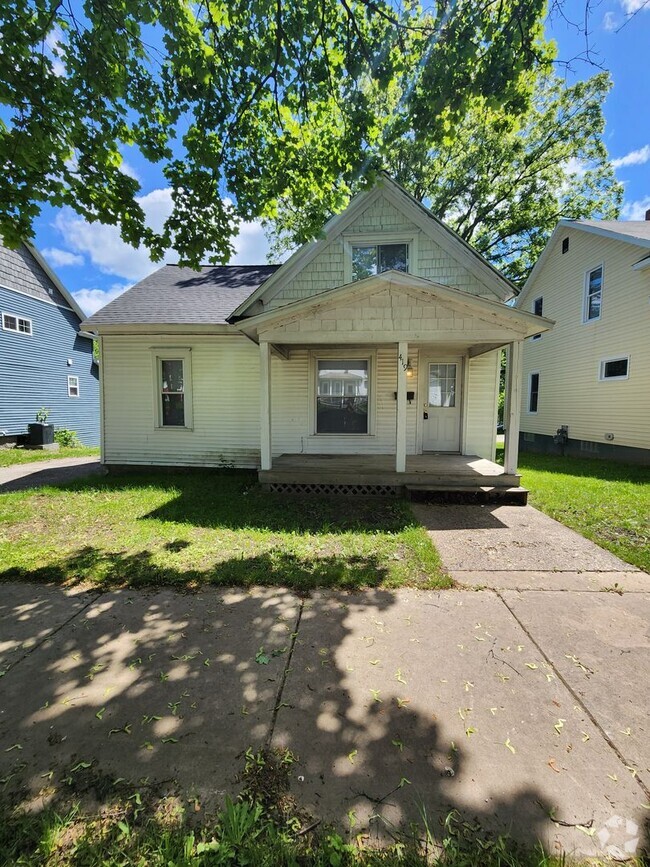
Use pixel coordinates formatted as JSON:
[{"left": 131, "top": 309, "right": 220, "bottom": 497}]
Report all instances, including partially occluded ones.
[
  {"left": 351, "top": 243, "right": 408, "bottom": 281},
  {"left": 599, "top": 356, "right": 629, "bottom": 381},
  {"left": 154, "top": 349, "right": 192, "bottom": 429},
  {"left": 528, "top": 372, "right": 540, "bottom": 413},
  {"left": 584, "top": 266, "right": 603, "bottom": 322},
  {"left": 2, "top": 312, "right": 32, "bottom": 335},
  {"left": 67, "top": 375, "right": 80, "bottom": 397},
  {"left": 316, "top": 359, "right": 369, "bottom": 433},
  {"left": 531, "top": 297, "right": 543, "bottom": 340}
]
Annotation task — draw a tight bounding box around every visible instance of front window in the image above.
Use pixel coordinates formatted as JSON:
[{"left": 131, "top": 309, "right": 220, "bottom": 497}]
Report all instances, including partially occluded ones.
[
  {"left": 160, "top": 359, "right": 185, "bottom": 426},
  {"left": 584, "top": 266, "right": 602, "bottom": 322},
  {"left": 316, "top": 360, "right": 369, "bottom": 434},
  {"left": 352, "top": 243, "right": 408, "bottom": 281}
]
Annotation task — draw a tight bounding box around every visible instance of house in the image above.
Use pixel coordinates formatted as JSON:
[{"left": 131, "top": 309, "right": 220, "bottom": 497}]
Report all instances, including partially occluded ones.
[
  {"left": 81, "top": 175, "right": 552, "bottom": 495},
  {"left": 0, "top": 243, "right": 100, "bottom": 446},
  {"left": 515, "top": 216, "right": 650, "bottom": 465}
]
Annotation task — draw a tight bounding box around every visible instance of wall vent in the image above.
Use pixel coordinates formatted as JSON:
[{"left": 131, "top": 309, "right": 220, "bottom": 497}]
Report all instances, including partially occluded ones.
[{"left": 579, "top": 440, "right": 599, "bottom": 453}]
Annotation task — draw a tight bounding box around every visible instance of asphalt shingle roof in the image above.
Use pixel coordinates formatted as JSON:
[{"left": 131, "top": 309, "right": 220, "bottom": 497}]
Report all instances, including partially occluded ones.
[
  {"left": 84, "top": 264, "right": 280, "bottom": 327},
  {"left": 575, "top": 220, "right": 650, "bottom": 243}
]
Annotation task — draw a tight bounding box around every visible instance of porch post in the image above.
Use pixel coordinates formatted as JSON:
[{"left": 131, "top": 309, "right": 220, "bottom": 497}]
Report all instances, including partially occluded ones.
[
  {"left": 504, "top": 340, "right": 523, "bottom": 475},
  {"left": 260, "top": 340, "right": 272, "bottom": 471},
  {"left": 396, "top": 341, "right": 408, "bottom": 473}
]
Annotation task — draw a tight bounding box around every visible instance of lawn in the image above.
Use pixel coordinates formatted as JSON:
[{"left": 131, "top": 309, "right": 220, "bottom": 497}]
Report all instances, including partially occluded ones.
[
  {"left": 0, "top": 445, "right": 100, "bottom": 467},
  {"left": 500, "top": 448, "right": 650, "bottom": 572},
  {"left": 0, "top": 469, "right": 449, "bottom": 591}
]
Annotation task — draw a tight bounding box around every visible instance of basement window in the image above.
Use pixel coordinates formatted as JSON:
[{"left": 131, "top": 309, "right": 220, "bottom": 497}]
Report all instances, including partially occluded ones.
[{"left": 599, "top": 356, "right": 629, "bottom": 381}]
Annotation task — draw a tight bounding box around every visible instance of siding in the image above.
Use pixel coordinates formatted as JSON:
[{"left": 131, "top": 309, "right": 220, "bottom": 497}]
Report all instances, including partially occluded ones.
[
  {"left": 519, "top": 231, "right": 650, "bottom": 450},
  {"left": 464, "top": 351, "right": 500, "bottom": 460},
  {"left": 267, "top": 192, "right": 499, "bottom": 310},
  {"left": 0, "top": 244, "right": 69, "bottom": 306},
  {"left": 0, "top": 286, "right": 99, "bottom": 444},
  {"left": 102, "top": 335, "right": 262, "bottom": 467}
]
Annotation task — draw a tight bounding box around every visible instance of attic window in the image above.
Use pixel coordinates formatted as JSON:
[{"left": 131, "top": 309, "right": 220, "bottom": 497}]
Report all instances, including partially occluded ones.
[
  {"left": 2, "top": 312, "right": 32, "bottom": 335},
  {"left": 352, "top": 243, "right": 408, "bottom": 281},
  {"left": 562, "top": 238, "right": 569, "bottom": 254}
]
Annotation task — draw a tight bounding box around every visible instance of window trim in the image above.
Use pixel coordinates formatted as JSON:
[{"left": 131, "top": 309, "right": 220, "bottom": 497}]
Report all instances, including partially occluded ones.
[
  {"left": 598, "top": 355, "right": 630, "bottom": 382},
  {"left": 2, "top": 311, "right": 33, "bottom": 335},
  {"left": 527, "top": 371, "right": 540, "bottom": 414},
  {"left": 151, "top": 348, "right": 194, "bottom": 430},
  {"left": 583, "top": 264, "right": 603, "bottom": 324},
  {"left": 67, "top": 375, "right": 80, "bottom": 397},
  {"left": 309, "top": 349, "right": 376, "bottom": 437},
  {"left": 342, "top": 232, "right": 418, "bottom": 283}
]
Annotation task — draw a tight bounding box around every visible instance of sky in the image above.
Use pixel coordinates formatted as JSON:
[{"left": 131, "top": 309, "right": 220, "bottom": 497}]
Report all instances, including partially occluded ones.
[{"left": 26, "top": 0, "right": 650, "bottom": 316}]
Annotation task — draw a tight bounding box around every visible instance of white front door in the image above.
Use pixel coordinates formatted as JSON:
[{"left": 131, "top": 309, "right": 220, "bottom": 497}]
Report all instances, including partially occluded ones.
[{"left": 422, "top": 359, "right": 461, "bottom": 452}]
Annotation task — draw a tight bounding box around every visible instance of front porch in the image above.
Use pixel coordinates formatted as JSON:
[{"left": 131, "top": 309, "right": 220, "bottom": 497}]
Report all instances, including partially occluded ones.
[{"left": 259, "top": 452, "right": 526, "bottom": 501}]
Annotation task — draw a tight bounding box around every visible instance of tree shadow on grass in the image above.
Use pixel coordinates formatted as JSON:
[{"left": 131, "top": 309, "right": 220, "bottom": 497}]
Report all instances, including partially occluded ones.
[
  {"left": 0, "top": 581, "right": 646, "bottom": 863},
  {"left": 48, "top": 468, "right": 416, "bottom": 535},
  {"left": 0, "top": 546, "right": 392, "bottom": 593}
]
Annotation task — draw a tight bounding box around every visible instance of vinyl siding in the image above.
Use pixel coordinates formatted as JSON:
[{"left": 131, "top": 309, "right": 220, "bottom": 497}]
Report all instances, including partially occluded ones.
[
  {"left": 0, "top": 244, "right": 69, "bottom": 306},
  {"left": 519, "top": 231, "right": 650, "bottom": 450},
  {"left": 0, "top": 286, "right": 99, "bottom": 444},
  {"left": 267, "top": 192, "right": 498, "bottom": 310}
]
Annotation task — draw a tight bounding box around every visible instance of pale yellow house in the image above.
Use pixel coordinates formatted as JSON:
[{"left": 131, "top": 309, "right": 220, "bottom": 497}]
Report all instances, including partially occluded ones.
[
  {"left": 83, "top": 176, "right": 551, "bottom": 496},
  {"left": 516, "top": 218, "right": 650, "bottom": 465}
]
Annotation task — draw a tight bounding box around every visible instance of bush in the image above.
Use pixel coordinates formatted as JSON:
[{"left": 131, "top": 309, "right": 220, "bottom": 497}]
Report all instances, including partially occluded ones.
[{"left": 54, "top": 429, "right": 82, "bottom": 448}]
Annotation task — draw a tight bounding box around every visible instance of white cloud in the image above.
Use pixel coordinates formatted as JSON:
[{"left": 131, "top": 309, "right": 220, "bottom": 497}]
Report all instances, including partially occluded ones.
[
  {"left": 54, "top": 187, "right": 276, "bottom": 283},
  {"left": 620, "top": 0, "right": 649, "bottom": 12},
  {"left": 42, "top": 247, "right": 84, "bottom": 267},
  {"left": 120, "top": 159, "right": 140, "bottom": 182},
  {"left": 621, "top": 196, "right": 650, "bottom": 220},
  {"left": 603, "top": 10, "right": 619, "bottom": 29},
  {"left": 45, "top": 26, "right": 66, "bottom": 77},
  {"left": 73, "top": 283, "right": 132, "bottom": 316},
  {"left": 563, "top": 157, "right": 588, "bottom": 178},
  {"left": 611, "top": 145, "right": 650, "bottom": 169}
]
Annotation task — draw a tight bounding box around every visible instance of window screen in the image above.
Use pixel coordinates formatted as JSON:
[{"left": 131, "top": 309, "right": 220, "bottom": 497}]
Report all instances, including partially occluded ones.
[
  {"left": 160, "top": 359, "right": 185, "bottom": 426},
  {"left": 316, "top": 360, "right": 369, "bottom": 433}
]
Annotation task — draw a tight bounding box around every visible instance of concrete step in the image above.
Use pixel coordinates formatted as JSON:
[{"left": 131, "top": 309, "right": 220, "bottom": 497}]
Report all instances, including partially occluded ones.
[{"left": 405, "top": 485, "right": 528, "bottom": 505}]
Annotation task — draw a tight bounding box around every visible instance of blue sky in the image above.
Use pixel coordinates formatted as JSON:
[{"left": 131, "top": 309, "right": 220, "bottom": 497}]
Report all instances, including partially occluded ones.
[{"left": 29, "top": 0, "right": 650, "bottom": 315}]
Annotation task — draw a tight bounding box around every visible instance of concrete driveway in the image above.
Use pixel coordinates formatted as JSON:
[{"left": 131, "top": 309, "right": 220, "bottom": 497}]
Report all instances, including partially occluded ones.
[
  {"left": 1, "top": 576, "right": 648, "bottom": 860},
  {"left": 0, "top": 457, "right": 104, "bottom": 493}
]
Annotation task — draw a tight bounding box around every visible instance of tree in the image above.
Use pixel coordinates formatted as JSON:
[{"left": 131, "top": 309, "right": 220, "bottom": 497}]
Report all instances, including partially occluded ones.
[
  {"left": 1, "top": 0, "right": 551, "bottom": 265},
  {"left": 270, "top": 72, "right": 622, "bottom": 284}
]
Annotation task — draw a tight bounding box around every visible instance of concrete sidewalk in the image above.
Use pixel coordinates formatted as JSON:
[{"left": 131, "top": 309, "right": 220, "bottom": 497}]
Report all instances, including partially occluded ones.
[
  {"left": 0, "top": 456, "right": 104, "bottom": 492},
  {"left": 412, "top": 503, "right": 648, "bottom": 592},
  {"left": 0, "top": 581, "right": 647, "bottom": 860}
]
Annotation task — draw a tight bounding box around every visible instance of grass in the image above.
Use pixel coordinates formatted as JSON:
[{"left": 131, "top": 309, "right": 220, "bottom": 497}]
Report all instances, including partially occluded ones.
[
  {"left": 0, "top": 468, "right": 449, "bottom": 591},
  {"left": 0, "top": 748, "right": 617, "bottom": 867},
  {"left": 499, "top": 448, "right": 650, "bottom": 572},
  {"left": 0, "top": 445, "right": 100, "bottom": 467}
]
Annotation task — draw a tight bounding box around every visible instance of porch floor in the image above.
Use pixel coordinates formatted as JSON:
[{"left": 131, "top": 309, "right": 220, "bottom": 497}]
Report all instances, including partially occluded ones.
[{"left": 259, "top": 453, "right": 520, "bottom": 490}]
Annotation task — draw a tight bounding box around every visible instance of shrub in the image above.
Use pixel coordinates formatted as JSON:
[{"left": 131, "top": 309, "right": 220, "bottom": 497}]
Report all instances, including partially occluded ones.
[{"left": 54, "top": 429, "right": 82, "bottom": 448}]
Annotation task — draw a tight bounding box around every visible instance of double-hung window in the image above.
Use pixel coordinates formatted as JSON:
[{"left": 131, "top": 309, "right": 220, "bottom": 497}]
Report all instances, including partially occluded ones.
[
  {"left": 316, "top": 359, "right": 369, "bottom": 434},
  {"left": 584, "top": 266, "right": 603, "bottom": 322},
  {"left": 67, "top": 375, "right": 80, "bottom": 397},
  {"left": 351, "top": 243, "right": 409, "bottom": 281},
  {"left": 153, "top": 350, "right": 193, "bottom": 429}
]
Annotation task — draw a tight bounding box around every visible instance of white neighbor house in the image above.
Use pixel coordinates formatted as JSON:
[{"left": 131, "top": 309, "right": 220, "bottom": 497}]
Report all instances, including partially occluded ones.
[
  {"left": 83, "top": 175, "right": 552, "bottom": 496},
  {"left": 516, "top": 218, "right": 650, "bottom": 465}
]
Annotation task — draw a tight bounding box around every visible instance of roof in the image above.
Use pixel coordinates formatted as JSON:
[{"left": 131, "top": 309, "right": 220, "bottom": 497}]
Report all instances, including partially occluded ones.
[
  {"left": 571, "top": 220, "right": 650, "bottom": 245},
  {"left": 83, "top": 264, "right": 280, "bottom": 328}
]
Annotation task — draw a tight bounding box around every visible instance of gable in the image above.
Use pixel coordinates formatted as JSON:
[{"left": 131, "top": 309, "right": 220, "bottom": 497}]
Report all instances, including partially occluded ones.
[
  {"left": 253, "top": 280, "right": 534, "bottom": 345},
  {"left": 0, "top": 244, "right": 71, "bottom": 309},
  {"left": 234, "top": 176, "right": 513, "bottom": 319}
]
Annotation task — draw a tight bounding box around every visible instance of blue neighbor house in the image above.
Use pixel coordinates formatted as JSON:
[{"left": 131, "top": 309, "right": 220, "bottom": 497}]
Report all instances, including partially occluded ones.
[{"left": 0, "top": 242, "right": 99, "bottom": 446}]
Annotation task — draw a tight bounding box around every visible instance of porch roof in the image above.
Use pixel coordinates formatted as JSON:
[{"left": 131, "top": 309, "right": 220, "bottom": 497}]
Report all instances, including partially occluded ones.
[{"left": 234, "top": 270, "right": 554, "bottom": 347}]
